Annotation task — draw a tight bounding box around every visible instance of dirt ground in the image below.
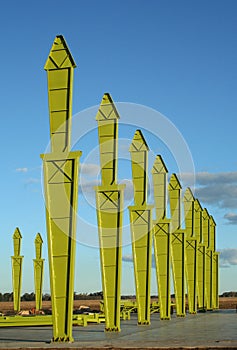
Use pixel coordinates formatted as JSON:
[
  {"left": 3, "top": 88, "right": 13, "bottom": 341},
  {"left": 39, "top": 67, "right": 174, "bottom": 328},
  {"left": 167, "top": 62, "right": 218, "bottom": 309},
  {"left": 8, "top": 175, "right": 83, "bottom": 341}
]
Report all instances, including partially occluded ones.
[{"left": 0, "top": 297, "right": 236, "bottom": 314}]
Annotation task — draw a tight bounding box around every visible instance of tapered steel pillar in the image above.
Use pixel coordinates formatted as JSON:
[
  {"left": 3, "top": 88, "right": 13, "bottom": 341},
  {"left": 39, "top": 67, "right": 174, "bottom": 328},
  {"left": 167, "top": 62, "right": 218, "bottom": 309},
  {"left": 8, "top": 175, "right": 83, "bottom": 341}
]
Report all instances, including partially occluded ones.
[
  {"left": 41, "top": 35, "right": 82, "bottom": 342},
  {"left": 213, "top": 252, "right": 219, "bottom": 309},
  {"left": 33, "top": 233, "right": 44, "bottom": 311},
  {"left": 183, "top": 188, "right": 198, "bottom": 314},
  {"left": 152, "top": 155, "right": 171, "bottom": 320},
  {"left": 202, "top": 209, "right": 213, "bottom": 310},
  {"left": 194, "top": 199, "right": 206, "bottom": 311},
  {"left": 129, "top": 130, "right": 153, "bottom": 325},
  {"left": 168, "top": 174, "right": 186, "bottom": 317},
  {"left": 95, "top": 93, "right": 125, "bottom": 331},
  {"left": 210, "top": 216, "right": 219, "bottom": 309},
  {"left": 11, "top": 228, "right": 23, "bottom": 312}
]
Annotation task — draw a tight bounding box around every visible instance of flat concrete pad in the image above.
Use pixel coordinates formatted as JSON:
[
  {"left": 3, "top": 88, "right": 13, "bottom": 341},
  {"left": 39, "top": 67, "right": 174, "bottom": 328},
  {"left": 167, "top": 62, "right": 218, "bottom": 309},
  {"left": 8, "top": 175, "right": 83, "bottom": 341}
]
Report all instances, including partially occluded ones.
[{"left": 0, "top": 310, "right": 237, "bottom": 349}]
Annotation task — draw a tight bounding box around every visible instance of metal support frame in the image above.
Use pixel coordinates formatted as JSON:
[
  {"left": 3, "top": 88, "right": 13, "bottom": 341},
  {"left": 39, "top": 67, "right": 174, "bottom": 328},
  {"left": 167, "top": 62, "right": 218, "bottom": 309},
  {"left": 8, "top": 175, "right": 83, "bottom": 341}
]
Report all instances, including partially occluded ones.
[
  {"left": 152, "top": 155, "right": 171, "bottom": 320},
  {"left": 213, "top": 252, "right": 219, "bottom": 309},
  {"left": 129, "top": 130, "right": 153, "bottom": 325},
  {"left": 183, "top": 188, "right": 198, "bottom": 314},
  {"left": 33, "top": 233, "right": 44, "bottom": 311},
  {"left": 95, "top": 93, "right": 125, "bottom": 332},
  {"left": 11, "top": 228, "right": 23, "bottom": 312},
  {"left": 168, "top": 174, "right": 186, "bottom": 317},
  {"left": 41, "top": 35, "right": 82, "bottom": 342}
]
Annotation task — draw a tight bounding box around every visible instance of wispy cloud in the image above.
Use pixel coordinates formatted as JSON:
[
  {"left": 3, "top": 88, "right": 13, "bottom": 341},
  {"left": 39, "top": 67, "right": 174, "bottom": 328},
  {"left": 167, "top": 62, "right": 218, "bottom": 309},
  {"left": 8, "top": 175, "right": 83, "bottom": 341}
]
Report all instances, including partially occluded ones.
[
  {"left": 16, "top": 167, "right": 28, "bottom": 173},
  {"left": 224, "top": 213, "right": 237, "bottom": 225},
  {"left": 79, "top": 179, "right": 100, "bottom": 195},
  {"left": 219, "top": 249, "right": 237, "bottom": 268},
  {"left": 81, "top": 163, "right": 100, "bottom": 177},
  {"left": 181, "top": 171, "right": 237, "bottom": 210},
  {"left": 122, "top": 254, "right": 156, "bottom": 268}
]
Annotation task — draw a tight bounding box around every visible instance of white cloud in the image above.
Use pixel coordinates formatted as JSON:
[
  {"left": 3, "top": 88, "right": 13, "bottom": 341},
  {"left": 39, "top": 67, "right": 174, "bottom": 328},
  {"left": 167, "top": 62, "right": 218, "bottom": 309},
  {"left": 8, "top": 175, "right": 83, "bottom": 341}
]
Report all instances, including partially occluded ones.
[
  {"left": 224, "top": 213, "right": 237, "bottom": 225},
  {"left": 123, "top": 254, "right": 156, "bottom": 268},
  {"left": 219, "top": 248, "right": 237, "bottom": 268},
  {"left": 80, "top": 163, "right": 100, "bottom": 177},
  {"left": 180, "top": 171, "right": 237, "bottom": 210},
  {"left": 16, "top": 167, "right": 28, "bottom": 173}
]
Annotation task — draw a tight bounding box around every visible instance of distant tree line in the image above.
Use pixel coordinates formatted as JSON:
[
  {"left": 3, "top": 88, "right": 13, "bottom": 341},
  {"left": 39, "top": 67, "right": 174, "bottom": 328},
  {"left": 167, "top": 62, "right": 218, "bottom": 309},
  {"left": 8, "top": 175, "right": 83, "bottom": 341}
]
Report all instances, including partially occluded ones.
[
  {"left": 0, "top": 291, "right": 104, "bottom": 302},
  {"left": 0, "top": 291, "right": 236, "bottom": 302}
]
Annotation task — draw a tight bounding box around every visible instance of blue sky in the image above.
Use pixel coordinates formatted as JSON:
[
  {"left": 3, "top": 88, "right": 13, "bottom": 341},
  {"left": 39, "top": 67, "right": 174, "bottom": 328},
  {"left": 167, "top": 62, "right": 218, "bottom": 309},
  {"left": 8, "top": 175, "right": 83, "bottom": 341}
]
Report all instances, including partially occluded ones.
[{"left": 1, "top": 0, "right": 237, "bottom": 295}]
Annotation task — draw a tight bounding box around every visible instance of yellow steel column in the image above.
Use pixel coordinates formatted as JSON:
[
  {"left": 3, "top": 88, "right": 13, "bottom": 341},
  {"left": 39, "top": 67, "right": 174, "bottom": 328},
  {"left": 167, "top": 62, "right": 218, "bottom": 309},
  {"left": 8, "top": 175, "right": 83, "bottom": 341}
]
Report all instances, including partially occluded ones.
[
  {"left": 183, "top": 188, "right": 198, "bottom": 314},
  {"left": 11, "top": 228, "right": 23, "bottom": 312},
  {"left": 209, "top": 216, "right": 219, "bottom": 309},
  {"left": 152, "top": 155, "right": 171, "bottom": 320},
  {"left": 129, "top": 130, "right": 153, "bottom": 325},
  {"left": 168, "top": 174, "right": 186, "bottom": 317},
  {"left": 213, "top": 252, "right": 219, "bottom": 309},
  {"left": 194, "top": 199, "right": 206, "bottom": 311},
  {"left": 41, "top": 35, "right": 82, "bottom": 342},
  {"left": 95, "top": 93, "right": 125, "bottom": 331},
  {"left": 202, "top": 209, "right": 213, "bottom": 311},
  {"left": 202, "top": 208, "right": 209, "bottom": 309},
  {"left": 33, "top": 233, "right": 44, "bottom": 311}
]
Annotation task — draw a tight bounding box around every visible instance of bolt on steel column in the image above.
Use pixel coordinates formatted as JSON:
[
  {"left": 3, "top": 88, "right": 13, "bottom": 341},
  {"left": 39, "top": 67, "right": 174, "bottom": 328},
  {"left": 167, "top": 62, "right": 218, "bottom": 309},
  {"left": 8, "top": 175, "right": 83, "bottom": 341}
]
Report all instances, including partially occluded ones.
[
  {"left": 152, "top": 155, "right": 171, "bottom": 320},
  {"left": 33, "top": 233, "right": 44, "bottom": 311},
  {"left": 129, "top": 130, "right": 153, "bottom": 325},
  {"left": 41, "top": 35, "right": 82, "bottom": 342},
  {"left": 168, "top": 174, "right": 186, "bottom": 317},
  {"left": 95, "top": 93, "right": 125, "bottom": 332},
  {"left": 11, "top": 227, "right": 23, "bottom": 312}
]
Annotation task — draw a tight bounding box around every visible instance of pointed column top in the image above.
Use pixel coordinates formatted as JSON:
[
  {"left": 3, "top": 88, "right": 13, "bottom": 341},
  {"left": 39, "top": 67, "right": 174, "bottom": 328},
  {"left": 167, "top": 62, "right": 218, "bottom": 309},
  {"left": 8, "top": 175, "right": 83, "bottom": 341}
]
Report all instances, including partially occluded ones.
[
  {"left": 35, "top": 233, "right": 43, "bottom": 259},
  {"left": 44, "top": 35, "right": 76, "bottom": 70},
  {"left": 194, "top": 198, "right": 202, "bottom": 211},
  {"left": 13, "top": 227, "right": 22, "bottom": 240},
  {"left": 202, "top": 208, "right": 210, "bottom": 219},
  {"left": 129, "top": 129, "right": 149, "bottom": 152},
  {"left": 168, "top": 173, "right": 182, "bottom": 191},
  {"left": 13, "top": 227, "right": 22, "bottom": 257},
  {"left": 95, "top": 93, "right": 120, "bottom": 121},
  {"left": 209, "top": 215, "right": 216, "bottom": 226},
  {"left": 183, "top": 187, "right": 195, "bottom": 202},
  {"left": 152, "top": 155, "right": 168, "bottom": 174},
  {"left": 35, "top": 233, "right": 43, "bottom": 244}
]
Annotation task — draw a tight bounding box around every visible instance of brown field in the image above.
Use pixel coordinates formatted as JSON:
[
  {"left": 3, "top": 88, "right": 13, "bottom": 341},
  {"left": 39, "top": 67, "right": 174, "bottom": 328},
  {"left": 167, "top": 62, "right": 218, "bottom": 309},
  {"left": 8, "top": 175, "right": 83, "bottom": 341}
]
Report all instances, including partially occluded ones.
[{"left": 0, "top": 297, "right": 237, "bottom": 314}]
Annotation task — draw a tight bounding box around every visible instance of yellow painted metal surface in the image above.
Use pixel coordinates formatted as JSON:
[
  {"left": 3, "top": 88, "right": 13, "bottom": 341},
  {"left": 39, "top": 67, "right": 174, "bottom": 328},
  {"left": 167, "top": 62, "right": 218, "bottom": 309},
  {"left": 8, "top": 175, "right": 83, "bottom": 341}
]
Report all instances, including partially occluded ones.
[
  {"left": 183, "top": 188, "right": 195, "bottom": 238},
  {"left": 194, "top": 199, "right": 202, "bottom": 243},
  {"left": 168, "top": 174, "right": 186, "bottom": 317},
  {"left": 95, "top": 93, "right": 125, "bottom": 331},
  {"left": 11, "top": 228, "right": 23, "bottom": 312},
  {"left": 129, "top": 130, "right": 153, "bottom": 325},
  {"left": 33, "top": 233, "right": 44, "bottom": 311},
  {"left": 209, "top": 216, "right": 216, "bottom": 251},
  {"left": 44, "top": 35, "right": 76, "bottom": 153},
  {"left": 152, "top": 155, "right": 171, "bottom": 320},
  {"left": 202, "top": 208, "right": 210, "bottom": 247},
  {"left": 197, "top": 244, "right": 206, "bottom": 310},
  {"left": 206, "top": 248, "right": 213, "bottom": 310},
  {"left": 153, "top": 220, "right": 171, "bottom": 319},
  {"left": 152, "top": 155, "right": 168, "bottom": 221},
  {"left": 213, "top": 252, "right": 219, "bottom": 309},
  {"left": 183, "top": 188, "right": 197, "bottom": 314},
  {"left": 41, "top": 35, "right": 81, "bottom": 342}
]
